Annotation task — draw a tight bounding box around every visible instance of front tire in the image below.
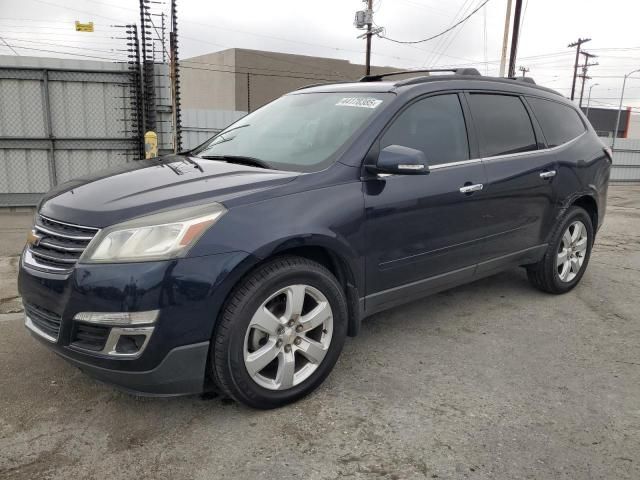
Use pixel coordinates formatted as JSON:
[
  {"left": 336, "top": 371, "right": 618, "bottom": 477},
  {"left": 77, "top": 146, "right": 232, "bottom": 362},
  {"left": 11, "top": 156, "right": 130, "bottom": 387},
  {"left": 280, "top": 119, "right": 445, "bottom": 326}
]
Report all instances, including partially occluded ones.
[
  {"left": 211, "top": 256, "right": 348, "bottom": 409},
  {"left": 527, "top": 206, "right": 594, "bottom": 294}
]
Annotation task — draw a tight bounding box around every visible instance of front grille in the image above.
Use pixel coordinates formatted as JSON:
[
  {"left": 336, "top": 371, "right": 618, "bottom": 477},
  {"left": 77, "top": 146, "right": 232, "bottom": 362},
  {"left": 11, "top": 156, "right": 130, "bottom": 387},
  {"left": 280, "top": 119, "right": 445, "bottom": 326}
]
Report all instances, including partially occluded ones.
[
  {"left": 25, "top": 302, "right": 62, "bottom": 341},
  {"left": 71, "top": 323, "right": 110, "bottom": 352},
  {"left": 26, "top": 215, "right": 99, "bottom": 274}
]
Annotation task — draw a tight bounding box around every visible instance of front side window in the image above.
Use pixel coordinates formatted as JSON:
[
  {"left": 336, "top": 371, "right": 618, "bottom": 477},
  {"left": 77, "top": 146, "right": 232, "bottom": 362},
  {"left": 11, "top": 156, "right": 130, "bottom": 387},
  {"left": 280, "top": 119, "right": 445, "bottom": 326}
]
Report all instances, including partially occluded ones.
[
  {"left": 380, "top": 94, "right": 469, "bottom": 165},
  {"left": 194, "top": 92, "right": 391, "bottom": 172},
  {"left": 526, "top": 96, "right": 586, "bottom": 147},
  {"left": 468, "top": 93, "right": 537, "bottom": 157}
]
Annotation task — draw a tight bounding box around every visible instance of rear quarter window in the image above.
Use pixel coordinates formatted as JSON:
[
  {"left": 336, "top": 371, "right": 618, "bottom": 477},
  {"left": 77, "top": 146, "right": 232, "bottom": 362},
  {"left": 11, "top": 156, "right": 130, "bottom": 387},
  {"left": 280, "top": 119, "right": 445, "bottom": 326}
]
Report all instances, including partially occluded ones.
[{"left": 526, "top": 97, "right": 586, "bottom": 147}]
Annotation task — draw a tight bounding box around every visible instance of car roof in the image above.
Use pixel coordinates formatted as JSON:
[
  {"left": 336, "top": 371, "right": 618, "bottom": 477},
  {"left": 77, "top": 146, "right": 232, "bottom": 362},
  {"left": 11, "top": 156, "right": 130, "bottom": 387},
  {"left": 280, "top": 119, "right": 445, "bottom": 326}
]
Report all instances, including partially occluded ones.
[{"left": 294, "top": 74, "right": 564, "bottom": 99}]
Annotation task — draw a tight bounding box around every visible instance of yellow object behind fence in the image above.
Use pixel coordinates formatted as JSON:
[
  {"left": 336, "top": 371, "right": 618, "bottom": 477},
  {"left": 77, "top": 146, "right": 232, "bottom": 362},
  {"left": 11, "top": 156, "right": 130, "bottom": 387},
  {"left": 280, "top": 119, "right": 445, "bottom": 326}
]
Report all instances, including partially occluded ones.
[
  {"left": 75, "top": 21, "right": 94, "bottom": 32},
  {"left": 144, "top": 131, "right": 158, "bottom": 159}
]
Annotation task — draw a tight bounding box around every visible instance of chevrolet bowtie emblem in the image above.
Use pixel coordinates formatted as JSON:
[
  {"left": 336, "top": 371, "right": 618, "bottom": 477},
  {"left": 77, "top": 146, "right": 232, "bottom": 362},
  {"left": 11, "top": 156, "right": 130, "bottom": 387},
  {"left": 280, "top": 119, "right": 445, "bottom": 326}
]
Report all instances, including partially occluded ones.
[{"left": 26, "top": 229, "right": 42, "bottom": 247}]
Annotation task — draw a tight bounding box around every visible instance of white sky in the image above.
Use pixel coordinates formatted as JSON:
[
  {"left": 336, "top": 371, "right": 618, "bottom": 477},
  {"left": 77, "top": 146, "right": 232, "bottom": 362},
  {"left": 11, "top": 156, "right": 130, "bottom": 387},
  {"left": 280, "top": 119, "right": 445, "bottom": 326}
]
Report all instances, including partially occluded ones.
[{"left": 1, "top": 0, "right": 639, "bottom": 109}]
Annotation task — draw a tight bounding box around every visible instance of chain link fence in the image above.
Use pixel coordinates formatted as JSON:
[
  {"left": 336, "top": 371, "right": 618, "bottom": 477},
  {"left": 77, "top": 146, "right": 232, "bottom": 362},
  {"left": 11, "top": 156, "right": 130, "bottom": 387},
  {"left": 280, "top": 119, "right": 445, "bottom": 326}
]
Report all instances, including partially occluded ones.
[{"left": 0, "top": 65, "right": 141, "bottom": 206}]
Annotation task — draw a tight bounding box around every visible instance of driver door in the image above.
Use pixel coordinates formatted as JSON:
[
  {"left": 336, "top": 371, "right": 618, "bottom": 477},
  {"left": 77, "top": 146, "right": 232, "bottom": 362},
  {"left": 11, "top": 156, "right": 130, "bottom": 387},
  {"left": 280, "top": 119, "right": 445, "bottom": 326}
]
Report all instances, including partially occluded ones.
[{"left": 363, "top": 93, "right": 489, "bottom": 313}]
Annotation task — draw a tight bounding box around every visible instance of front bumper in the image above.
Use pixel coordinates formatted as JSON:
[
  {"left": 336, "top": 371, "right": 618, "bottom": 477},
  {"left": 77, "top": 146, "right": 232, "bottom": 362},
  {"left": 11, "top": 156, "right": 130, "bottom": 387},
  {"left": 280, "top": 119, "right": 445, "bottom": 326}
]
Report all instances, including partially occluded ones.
[{"left": 18, "top": 250, "right": 250, "bottom": 395}]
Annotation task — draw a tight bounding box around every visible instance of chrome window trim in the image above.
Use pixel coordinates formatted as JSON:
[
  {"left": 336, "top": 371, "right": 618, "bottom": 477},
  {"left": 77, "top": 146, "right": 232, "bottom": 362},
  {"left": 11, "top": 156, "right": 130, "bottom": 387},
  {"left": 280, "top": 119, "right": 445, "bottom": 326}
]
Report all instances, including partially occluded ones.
[
  {"left": 481, "top": 131, "right": 587, "bottom": 162},
  {"left": 429, "top": 158, "right": 482, "bottom": 170},
  {"left": 425, "top": 130, "right": 587, "bottom": 171},
  {"left": 25, "top": 314, "right": 58, "bottom": 343}
]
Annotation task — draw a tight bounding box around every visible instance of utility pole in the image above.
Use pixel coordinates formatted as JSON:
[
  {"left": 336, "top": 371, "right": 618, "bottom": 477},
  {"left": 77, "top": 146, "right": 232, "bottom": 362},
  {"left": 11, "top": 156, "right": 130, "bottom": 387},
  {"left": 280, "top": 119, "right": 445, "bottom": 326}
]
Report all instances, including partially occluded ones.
[
  {"left": 578, "top": 51, "right": 598, "bottom": 108},
  {"left": 354, "top": 1, "right": 382, "bottom": 76},
  {"left": 568, "top": 38, "right": 591, "bottom": 101},
  {"left": 519, "top": 66, "right": 529, "bottom": 78},
  {"left": 585, "top": 83, "right": 598, "bottom": 120},
  {"left": 365, "top": 0, "right": 372, "bottom": 76},
  {"left": 613, "top": 68, "right": 640, "bottom": 151},
  {"left": 507, "top": 0, "right": 523, "bottom": 78},
  {"left": 499, "top": 0, "right": 513, "bottom": 77}
]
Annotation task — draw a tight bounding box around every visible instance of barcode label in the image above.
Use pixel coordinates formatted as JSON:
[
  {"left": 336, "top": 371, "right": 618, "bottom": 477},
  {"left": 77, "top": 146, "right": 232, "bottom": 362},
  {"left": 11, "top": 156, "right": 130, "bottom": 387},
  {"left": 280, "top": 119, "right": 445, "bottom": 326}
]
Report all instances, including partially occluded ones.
[{"left": 336, "top": 97, "right": 383, "bottom": 109}]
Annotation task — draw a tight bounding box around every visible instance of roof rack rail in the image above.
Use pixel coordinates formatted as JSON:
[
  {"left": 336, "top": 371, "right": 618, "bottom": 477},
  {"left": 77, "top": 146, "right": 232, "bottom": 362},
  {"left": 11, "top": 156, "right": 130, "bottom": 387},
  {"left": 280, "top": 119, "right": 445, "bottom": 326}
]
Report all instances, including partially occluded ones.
[
  {"left": 295, "top": 81, "right": 354, "bottom": 91},
  {"left": 513, "top": 77, "right": 537, "bottom": 84},
  {"left": 359, "top": 68, "right": 481, "bottom": 82}
]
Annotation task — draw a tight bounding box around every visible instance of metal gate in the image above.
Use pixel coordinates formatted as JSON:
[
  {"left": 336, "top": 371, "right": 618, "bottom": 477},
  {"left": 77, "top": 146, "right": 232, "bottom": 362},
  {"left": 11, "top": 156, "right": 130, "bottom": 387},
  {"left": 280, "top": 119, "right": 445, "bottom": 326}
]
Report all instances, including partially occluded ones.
[{"left": 0, "top": 64, "right": 141, "bottom": 206}]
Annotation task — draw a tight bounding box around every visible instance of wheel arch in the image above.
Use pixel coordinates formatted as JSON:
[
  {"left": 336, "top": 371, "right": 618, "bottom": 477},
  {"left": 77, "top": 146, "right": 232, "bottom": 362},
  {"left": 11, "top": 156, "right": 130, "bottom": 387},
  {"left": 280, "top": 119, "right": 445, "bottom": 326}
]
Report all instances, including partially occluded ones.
[
  {"left": 571, "top": 194, "right": 598, "bottom": 233},
  {"left": 214, "top": 236, "right": 364, "bottom": 342},
  {"left": 264, "top": 238, "right": 363, "bottom": 337}
]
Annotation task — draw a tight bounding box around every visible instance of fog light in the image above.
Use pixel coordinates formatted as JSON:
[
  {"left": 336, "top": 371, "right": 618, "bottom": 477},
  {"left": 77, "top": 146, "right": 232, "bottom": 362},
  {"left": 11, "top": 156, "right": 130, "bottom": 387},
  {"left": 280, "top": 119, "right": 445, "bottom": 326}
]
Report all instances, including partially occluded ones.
[
  {"left": 115, "top": 334, "right": 147, "bottom": 354},
  {"left": 73, "top": 310, "right": 159, "bottom": 326}
]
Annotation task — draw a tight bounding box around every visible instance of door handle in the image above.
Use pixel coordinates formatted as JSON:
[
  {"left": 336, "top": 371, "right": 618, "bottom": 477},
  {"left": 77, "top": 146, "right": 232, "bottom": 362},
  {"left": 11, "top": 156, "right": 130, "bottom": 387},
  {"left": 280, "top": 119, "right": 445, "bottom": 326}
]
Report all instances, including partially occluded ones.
[
  {"left": 540, "top": 170, "right": 557, "bottom": 179},
  {"left": 459, "top": 183, "right": 483, "bottom": 194}
]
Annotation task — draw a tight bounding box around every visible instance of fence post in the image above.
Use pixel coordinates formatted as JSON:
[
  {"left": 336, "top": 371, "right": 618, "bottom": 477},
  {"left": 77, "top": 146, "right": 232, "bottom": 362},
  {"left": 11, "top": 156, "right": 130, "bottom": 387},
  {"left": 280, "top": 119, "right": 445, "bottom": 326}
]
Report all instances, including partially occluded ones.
[{"left": 41, "top": 69, "right": 57, "bottom": 187}]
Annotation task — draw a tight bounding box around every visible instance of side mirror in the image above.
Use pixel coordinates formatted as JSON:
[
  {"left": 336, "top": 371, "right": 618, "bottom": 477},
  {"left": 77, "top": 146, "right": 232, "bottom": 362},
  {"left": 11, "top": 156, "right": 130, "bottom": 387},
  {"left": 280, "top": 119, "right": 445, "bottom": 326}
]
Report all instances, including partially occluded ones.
[{"left": 368, "top": 145, "right": 430, "bottom": 175}]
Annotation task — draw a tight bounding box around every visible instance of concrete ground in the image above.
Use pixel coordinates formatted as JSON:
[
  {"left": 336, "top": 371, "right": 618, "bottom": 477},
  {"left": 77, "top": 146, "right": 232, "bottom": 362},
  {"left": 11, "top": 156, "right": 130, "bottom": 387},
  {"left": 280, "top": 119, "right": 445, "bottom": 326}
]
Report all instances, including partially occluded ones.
[{"left": 0, "top": 187, "right": 638, "bottom": 480}]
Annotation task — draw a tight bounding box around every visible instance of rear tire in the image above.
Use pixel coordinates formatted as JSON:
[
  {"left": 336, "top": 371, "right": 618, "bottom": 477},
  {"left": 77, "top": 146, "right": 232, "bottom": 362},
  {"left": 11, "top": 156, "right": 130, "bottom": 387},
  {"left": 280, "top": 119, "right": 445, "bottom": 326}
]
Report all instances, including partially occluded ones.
[
  {"left": 211, "top": 256, "right": 348, "bottom": 409},
  {"left": 527, "top": 206, "right": 594, "bottom": 294}
]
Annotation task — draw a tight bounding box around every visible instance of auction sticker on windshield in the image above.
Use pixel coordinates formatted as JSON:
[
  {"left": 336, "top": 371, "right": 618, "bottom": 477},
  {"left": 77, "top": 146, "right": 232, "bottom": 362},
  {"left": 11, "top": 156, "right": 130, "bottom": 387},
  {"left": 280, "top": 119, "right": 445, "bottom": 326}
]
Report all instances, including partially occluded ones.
[{"left": 336, "top": 97, "right": 383, "bottom": 109}]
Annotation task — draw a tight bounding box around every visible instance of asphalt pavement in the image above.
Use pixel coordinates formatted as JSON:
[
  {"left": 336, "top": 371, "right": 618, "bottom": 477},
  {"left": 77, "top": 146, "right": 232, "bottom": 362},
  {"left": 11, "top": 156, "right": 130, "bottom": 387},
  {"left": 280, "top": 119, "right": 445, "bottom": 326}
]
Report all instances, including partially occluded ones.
[{"left": 0, "top": 187, "right": 638, "bottom": 479}]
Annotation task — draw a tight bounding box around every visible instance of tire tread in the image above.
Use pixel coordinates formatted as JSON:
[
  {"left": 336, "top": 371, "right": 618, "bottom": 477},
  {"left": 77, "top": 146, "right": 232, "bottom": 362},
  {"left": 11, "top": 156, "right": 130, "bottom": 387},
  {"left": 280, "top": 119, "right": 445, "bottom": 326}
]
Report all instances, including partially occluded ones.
[
  {"left": 211, "top": 255, "right": 346, "bottom": 408},
  {"left": 527, "top": 206, "right": 592, "bottom": 294}
]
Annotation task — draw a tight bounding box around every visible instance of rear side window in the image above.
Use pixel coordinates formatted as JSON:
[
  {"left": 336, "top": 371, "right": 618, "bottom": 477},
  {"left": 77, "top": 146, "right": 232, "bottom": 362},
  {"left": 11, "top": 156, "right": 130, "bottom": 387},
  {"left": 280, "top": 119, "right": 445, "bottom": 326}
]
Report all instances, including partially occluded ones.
[
  {"left": 381, "top": 94, "right": 469, "bottom": 165},
  {"left": 526, "top": 97, "right": 586, "bottom": 147},
  {"left": 467, "top": 94, "right": 537, "bottom": 157}
]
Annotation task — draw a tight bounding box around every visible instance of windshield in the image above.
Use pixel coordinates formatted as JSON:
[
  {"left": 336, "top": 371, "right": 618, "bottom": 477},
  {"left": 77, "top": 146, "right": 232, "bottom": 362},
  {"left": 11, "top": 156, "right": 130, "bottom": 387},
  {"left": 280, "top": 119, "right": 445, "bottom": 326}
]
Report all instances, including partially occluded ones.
[{"left": 194, "top": 92, "right": 391, "bottom": 172}]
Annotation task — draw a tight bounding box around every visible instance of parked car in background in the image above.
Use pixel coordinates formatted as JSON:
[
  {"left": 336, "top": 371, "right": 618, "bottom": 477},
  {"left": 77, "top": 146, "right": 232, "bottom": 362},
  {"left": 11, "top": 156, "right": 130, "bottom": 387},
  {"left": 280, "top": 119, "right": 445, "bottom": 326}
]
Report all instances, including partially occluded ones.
[{"left": 19, "top": 69, "right": 611, "bottom": 408}]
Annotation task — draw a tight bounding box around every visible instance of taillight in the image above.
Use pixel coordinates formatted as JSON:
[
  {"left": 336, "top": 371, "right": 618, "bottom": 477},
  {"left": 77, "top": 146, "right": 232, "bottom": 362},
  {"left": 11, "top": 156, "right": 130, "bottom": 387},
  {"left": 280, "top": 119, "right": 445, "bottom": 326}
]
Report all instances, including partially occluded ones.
[{"left": 603, "top": 146, "right": 613, "bottom": 163}]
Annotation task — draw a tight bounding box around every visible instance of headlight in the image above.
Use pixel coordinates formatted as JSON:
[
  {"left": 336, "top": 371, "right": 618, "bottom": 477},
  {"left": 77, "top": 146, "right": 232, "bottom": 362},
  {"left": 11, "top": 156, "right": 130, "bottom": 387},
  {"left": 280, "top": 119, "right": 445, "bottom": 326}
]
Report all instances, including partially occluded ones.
[{"left": 81, "top": 202, "right": 226, "bottom": 263}]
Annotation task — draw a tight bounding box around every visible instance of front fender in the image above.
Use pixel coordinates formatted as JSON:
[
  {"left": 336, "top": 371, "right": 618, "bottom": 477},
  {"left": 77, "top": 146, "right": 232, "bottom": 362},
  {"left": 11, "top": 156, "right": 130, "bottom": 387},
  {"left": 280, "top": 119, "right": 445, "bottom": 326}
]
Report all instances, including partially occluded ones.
[{"left": 189, "top": 181, "right": 366, "bottom": 292}]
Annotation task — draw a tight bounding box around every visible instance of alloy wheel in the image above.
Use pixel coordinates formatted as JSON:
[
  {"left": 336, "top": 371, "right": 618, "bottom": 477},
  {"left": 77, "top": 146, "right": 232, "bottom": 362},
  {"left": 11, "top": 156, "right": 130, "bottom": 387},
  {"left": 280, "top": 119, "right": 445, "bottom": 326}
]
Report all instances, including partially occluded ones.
[
  {"left": 556, "top": 220, "right": 588, "bottom": 282},
  {"left": 243, "top": 284, "right": 333, "bottom": 390}
]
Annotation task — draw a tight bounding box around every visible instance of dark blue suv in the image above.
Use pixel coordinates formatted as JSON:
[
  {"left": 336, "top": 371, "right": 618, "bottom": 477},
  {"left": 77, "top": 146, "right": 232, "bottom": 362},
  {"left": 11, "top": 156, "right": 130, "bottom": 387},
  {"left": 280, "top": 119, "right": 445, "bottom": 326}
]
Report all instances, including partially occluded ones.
[{"left": 18, "top": 69, "right": 611, "bottom": 408}]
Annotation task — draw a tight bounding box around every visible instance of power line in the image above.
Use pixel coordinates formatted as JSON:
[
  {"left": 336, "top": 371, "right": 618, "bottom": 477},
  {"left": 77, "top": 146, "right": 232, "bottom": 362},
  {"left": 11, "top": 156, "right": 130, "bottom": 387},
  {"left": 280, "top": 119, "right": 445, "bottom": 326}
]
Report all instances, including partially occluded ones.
[
  {"left": 0, "top": 37, "right": 126, "bottom": 56},
  {"left": 179, "top": 64, "right": 351, "bottom": 83},
  {"left": 0, "top": 42, "right": 124, "bottom": 61},
  {"left": 181, "top": 59, "right": 349, "bottom": 80},
  {"left": 422, "top": 0, "right": 473, "bottom": 67},
  {"left": 27, "top": 0, "right": 126, "bottom": 23},
  {"left": 0, "top": 37, "right": 20, "bottom": 55},
  {"left": 427, "top": 0, "right": 477, "bottom": 67},
  {"left": 380, "top": 0, "right": 490, "bottom": 44},
  {"left": 0, "top": 35, "right": 121, "bottom": 47}
]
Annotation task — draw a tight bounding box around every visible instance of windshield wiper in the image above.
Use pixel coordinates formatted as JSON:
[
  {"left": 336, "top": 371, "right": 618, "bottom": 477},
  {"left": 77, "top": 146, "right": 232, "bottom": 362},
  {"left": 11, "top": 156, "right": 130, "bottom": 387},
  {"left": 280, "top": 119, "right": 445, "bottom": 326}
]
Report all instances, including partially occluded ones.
[
  {"left": 182, "top": 156, "right": 204, "bottom": 172},
  {"left": 199, "top": 155, "right": 272, "bottom": 170}
]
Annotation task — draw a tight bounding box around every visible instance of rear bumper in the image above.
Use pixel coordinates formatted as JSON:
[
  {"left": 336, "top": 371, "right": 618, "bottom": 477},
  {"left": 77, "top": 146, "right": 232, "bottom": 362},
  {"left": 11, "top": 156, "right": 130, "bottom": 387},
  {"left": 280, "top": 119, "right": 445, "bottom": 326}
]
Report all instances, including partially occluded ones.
[{"left": 19, "top": 250, "right": 252, "bottom": 396}]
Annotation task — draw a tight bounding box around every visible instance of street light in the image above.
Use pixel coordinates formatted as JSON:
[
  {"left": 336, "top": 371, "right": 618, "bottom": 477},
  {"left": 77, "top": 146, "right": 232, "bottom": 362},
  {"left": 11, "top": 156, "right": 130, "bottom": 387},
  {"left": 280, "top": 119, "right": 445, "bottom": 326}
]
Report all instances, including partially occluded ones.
[
  {"left": 585, "top": 83, "right": 599, "bottom": 120},
  {"left": 612, "top": 68, "right": 640, "bottom": 151}
]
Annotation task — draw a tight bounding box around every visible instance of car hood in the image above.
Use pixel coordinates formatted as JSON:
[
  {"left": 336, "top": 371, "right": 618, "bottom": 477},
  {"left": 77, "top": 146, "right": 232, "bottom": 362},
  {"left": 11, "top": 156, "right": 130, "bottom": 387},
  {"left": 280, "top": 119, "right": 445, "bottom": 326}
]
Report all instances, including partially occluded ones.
[{"left": 39, "top": 155, "right": 299, "bottom": 227}]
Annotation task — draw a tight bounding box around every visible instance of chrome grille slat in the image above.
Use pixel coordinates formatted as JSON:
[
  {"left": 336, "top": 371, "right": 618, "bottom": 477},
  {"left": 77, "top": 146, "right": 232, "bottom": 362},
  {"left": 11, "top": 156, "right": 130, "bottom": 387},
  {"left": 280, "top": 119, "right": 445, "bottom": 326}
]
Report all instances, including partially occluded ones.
[
  {"left": 30, "top": 250, "right": 78, "bottom": 264},
  {"left": 24, "top": 302, "right": 62, "bottom": 341},
  {"left": 34, "top": 224, "right": 95, "bottom": 241},
  {"left": 37, "top": 240, "right": 85, "bottom": 253},
  {"left": 25, "top": 215, "right": 99, "bottom": 274}
]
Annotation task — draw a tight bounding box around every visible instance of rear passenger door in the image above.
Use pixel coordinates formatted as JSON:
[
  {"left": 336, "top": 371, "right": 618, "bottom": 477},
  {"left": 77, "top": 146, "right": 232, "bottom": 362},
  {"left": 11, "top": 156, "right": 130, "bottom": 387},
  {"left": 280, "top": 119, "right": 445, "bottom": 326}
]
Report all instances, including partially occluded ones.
[{"left": 465, "top": 92, "right": 557, "bottom": 270}]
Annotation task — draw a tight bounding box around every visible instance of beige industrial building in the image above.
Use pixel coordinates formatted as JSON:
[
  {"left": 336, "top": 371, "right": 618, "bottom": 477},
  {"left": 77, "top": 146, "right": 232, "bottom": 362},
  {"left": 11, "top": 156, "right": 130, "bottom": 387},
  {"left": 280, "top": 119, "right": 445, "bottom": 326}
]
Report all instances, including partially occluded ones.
[{"left": 180, "top": 48, "right": 398, "bottom": 112}]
